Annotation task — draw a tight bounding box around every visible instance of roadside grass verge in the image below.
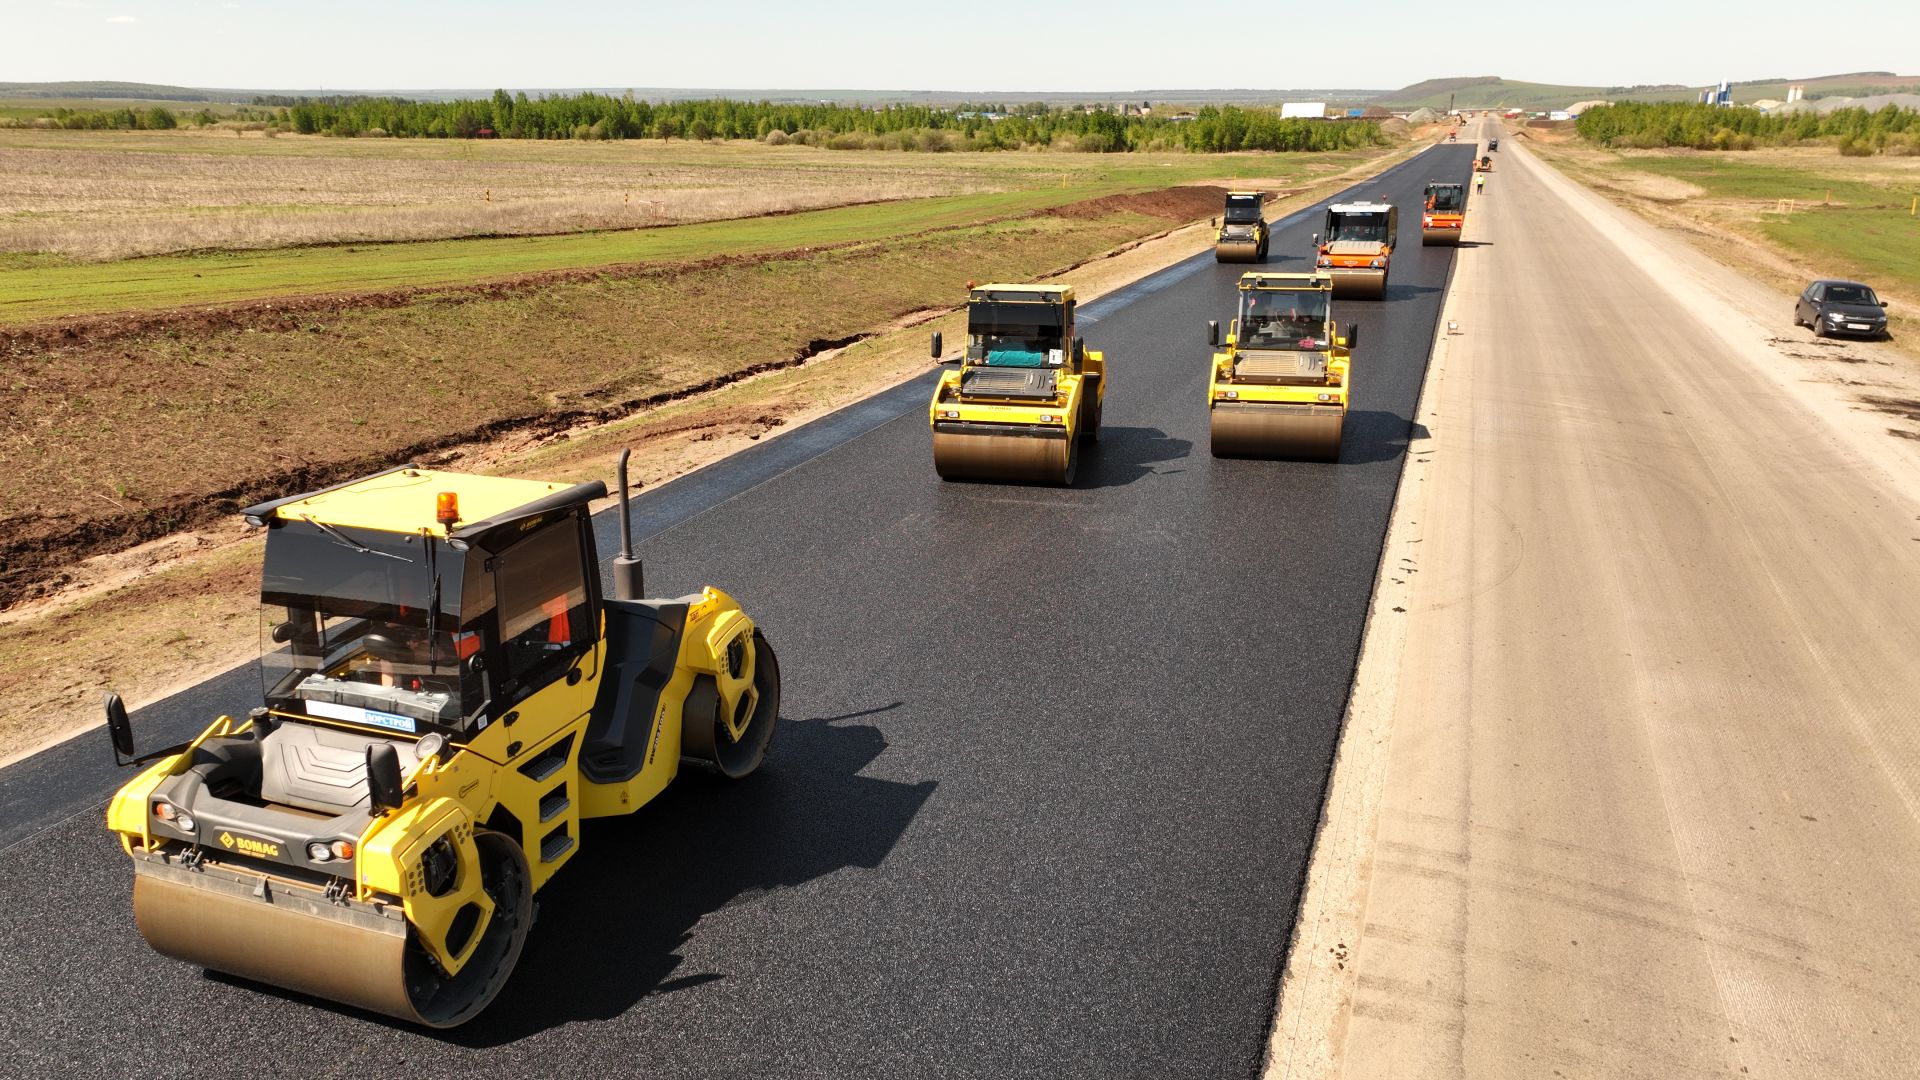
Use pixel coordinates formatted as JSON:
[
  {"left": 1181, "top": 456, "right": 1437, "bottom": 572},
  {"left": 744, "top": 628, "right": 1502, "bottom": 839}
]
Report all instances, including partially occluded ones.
[{"left": 1534, "top": 142, "right": 1920, "bottom": 313}]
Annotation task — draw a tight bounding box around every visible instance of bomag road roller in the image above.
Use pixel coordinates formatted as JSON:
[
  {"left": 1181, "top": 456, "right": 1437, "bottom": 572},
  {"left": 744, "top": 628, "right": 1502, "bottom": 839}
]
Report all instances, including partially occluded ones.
[
  {"left": 1214, "top": 190, "right": 1269, "bottom": 263},
  {"left": 101, "top": 455, "right": 780, "bottom": 1028},
  {"left": 928, "top": 283, "right": 1104, "bottom": 485},
  {"left": 1206, "top": 272, "right": 1356, "bottom": 461},
  {"left": 1314, "top": 200, "right": 1398, "bottom": 300},
  {"left": 1421, "top": 180, "right": 1467, "bottom": 246},
  {"left": 1475, "top": 154, "right": 1492, "bottom": 172}
]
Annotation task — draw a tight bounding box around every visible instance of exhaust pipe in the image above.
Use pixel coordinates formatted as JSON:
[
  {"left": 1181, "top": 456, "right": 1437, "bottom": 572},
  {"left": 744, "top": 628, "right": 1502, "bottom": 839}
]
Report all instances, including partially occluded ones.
[{"left": 612, "top": 449, "right": 643, "bottom": 601}]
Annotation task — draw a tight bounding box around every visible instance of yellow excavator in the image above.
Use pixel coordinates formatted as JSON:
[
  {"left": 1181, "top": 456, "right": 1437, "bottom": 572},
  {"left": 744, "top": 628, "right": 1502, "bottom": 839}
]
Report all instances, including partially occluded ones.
[
  {"left": 928, "top": 283, "right": 1105, "bottom": 485},
  {"left": 1214, "top": 190, "right": 1270, "bottom": 263},
  {"left": 1207, "top": 272, "right": 1355, "bottom": 461},
  {"left": 102, "top": 455, "right": 780, "bottom": 1027}
]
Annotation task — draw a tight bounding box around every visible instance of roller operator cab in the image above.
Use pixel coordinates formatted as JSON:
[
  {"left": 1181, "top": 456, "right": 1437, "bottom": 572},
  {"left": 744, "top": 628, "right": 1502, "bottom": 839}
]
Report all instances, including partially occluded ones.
[
  {"left": 1421, "top": 181, "right": 1467, "bottom": 246},
  {"left": 102, "top": 460, "right": 781, "bottom": 1028},
  {"left": 1314, "top": 201, "right": 1398, "bottom": 300},
  {"left": 1214, "top": 190, "right": 1270, "bottom": 263},
  {"left": 928, "top": 284, "right": 1105, "bottom": 485},
  {"left": 1207, "top": 272, "right": 1355, "bottom": 461}
]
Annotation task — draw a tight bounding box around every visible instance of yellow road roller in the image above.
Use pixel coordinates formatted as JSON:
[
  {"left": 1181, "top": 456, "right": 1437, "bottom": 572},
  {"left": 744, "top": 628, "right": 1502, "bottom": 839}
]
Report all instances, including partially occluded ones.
[
  {"left": 1421, "top": 180, "right": 1466, "bottom": 246},
  {"left": 1207, "top": 272, "right": 1355, "bottom": 461},
  {"left": 102, "top": 455, "right": 780, "bottom": 1027},
  {"left": 1313, "top": 200, "right": 1398, "bottom": 300},
  {"left": 929, "top": 283, "right": 1105, "bottom": 485},
  {"left": 1214, "top": 190, "right": 1270, "bottom": 263}
]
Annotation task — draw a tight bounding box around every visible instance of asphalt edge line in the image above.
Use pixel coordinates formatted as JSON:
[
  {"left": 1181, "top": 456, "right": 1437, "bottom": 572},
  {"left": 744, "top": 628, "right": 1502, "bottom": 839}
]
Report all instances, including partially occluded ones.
[{"left": 1259, "top": 142, "right": 1475, "bottom": 1080}]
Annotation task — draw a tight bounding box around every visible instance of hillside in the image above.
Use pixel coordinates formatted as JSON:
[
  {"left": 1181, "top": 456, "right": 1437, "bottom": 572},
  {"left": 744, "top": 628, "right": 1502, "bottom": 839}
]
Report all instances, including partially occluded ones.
[{"left": 1372, "top": 72, "right": 1920, "bottom": 111}]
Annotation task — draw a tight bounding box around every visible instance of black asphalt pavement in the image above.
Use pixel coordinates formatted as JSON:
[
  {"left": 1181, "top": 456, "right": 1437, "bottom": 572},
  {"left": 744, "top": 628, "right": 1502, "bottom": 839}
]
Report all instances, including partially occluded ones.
[{"left": 0, "top": 144, "right": 1474, "bottom": 1079}]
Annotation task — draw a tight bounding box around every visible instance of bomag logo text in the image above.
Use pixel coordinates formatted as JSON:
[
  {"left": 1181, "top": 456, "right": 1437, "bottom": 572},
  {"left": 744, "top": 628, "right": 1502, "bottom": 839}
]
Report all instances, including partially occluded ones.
[{"left": 218, "top": 831, "right": 281, "bottom": 858}]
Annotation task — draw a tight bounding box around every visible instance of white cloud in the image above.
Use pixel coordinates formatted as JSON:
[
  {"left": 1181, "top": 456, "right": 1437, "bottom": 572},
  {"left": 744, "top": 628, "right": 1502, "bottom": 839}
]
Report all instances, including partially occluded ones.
[{"left": 105, "top": 13, "right": 137, "bottom": 21}]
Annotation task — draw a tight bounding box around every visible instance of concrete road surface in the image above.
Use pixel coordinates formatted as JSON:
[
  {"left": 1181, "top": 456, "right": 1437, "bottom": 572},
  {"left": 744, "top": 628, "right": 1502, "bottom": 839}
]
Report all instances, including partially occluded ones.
[{"left": 1285, "top": 126, "right": 1920, "bottom": 1078}]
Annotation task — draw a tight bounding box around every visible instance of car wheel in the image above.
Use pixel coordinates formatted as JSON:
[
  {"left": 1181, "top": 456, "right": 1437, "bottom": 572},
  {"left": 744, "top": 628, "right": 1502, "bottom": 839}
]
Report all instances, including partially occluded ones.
[{"left": 1812, "top": 320, "right": 1826, "bottom": 339}]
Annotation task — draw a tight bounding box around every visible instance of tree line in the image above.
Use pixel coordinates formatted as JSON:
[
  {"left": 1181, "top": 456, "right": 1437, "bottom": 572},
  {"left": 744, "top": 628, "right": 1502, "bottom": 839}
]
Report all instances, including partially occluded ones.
[
  {"left": 1575, "top": 101, "right": 1920, "bottom": 154},
  {"left": 14, "top": 93, "right": 1377, "bottom": 153}
]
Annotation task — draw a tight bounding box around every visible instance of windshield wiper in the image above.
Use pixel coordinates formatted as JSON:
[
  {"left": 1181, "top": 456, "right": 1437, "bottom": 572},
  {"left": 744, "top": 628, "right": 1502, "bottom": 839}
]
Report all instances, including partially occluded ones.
[{"left": 302, "top": 515, "right": 412, "bottom": 562}]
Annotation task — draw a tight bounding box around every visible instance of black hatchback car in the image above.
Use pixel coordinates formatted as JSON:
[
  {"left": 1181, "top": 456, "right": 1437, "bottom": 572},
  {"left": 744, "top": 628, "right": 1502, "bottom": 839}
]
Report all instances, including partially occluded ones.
[{"left": 1795, "top": 279, "right": 1889, "bottom": 339}]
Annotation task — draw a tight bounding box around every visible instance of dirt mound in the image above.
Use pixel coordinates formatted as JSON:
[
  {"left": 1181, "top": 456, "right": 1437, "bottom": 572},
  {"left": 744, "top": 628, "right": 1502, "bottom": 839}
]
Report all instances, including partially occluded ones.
[{"left": 1045, "top": 185, "right": 1229, "bottom": 222}]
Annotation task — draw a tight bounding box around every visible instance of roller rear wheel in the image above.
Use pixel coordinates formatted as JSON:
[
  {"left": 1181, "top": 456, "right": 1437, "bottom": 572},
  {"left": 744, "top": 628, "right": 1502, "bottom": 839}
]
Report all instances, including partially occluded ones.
[{"left": 402, "top": 830, "right": 532, "bottom": 1029}]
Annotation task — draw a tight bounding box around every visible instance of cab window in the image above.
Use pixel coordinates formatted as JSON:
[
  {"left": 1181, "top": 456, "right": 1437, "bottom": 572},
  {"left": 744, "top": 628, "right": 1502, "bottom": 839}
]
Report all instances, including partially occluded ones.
[{"left": 494, "top": 516, "right": 593, "bottom": 697}]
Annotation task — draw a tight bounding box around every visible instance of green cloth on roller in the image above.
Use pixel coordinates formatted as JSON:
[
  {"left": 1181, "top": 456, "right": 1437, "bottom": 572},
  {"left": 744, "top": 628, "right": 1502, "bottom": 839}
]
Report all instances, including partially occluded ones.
[{"left": 985, "top": 348, "right": 1047, "bottom": 368}]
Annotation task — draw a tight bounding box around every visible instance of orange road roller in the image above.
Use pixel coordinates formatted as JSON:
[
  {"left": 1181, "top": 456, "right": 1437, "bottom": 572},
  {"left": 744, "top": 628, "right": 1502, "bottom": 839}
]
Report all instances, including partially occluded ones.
[{"left": 1313, "top": 200, "right": 1398, "bottom": 300}]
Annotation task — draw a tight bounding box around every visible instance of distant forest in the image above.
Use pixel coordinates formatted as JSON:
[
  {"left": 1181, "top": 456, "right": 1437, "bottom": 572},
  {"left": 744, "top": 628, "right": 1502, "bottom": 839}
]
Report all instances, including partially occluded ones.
[
  {"left": 1575, "top": 101, "right": 1920, "bottom": 154},
  {"left": 15, "top": 91, "right": 1386, "bottom": 153}
]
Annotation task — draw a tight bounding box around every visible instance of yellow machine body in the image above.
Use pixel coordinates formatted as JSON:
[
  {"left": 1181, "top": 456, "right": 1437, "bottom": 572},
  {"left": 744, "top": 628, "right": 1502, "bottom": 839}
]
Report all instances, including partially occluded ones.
[
  {"left": 1214, "top": 190, "right": 1270, "bottom": 263},
  {"left": 1208, "top": 272, "right": 1353, "bottom": 461},
  {"left": 929, "top": 284, "right": 1106, "bottom": 485},
  {"left": 105, "top": 466, "right": 780, "bottom": 1027},
  {"left": 1315, "top": 201, "right": 1398, "bottom": 300}
]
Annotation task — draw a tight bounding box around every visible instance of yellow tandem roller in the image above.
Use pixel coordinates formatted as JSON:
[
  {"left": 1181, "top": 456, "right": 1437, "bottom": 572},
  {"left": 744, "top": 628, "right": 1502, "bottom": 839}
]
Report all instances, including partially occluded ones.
[
  {"left": 1207, "top": 272, "right": 1356, "bottom": 462},
  {"left": 104, "top": 457, "right": 781, "bottom": 1027},
  {"left": 1214, "top": 190, "right": 1269, "bottom": 263},
  {"left": 929, "top": 283, "right": 1105, "bottom": 485}
]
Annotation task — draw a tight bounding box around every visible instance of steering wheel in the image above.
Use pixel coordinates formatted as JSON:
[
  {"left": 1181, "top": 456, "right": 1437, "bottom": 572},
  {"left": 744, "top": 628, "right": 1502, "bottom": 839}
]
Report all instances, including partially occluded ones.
[{"left": 360, "top": 631, "right": 419, "bottom": 663}]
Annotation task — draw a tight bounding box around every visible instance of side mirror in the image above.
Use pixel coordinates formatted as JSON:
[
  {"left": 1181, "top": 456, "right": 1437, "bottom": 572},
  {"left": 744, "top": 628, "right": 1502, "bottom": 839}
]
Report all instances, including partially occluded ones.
[
  {"left": 1347, "top": 325, "right": 1361, "bottom": 350},
  {"left": 1210, "top": 217, "right": 1217, "bottom": 228},
  {"left": 1311, "top": 232, "right": 1321, "bottom": 248},
  {"left": 366, "top": 743, "right": 405, "bottom": 814},
  {"left": 270, "top": 620, "right": 296, "bottom": 644},
  {"left": 930, "top": 331, "right": 943, "bottom": 360},
  {"left": 1881, "top": 301, "right": 1890, "bottom": 309},
  {"left": 1207, "top": 320, "right": 1219, "bottom": 348},
  {"left": 105, "top": 691, "right": 134, "bottom": 763}
]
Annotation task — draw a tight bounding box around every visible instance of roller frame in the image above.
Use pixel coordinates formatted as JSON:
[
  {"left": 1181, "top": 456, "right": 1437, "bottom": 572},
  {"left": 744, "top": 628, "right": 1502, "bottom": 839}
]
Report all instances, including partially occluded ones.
[
  {"left": 1210, "top": 401, "right": 1345, "bottom": 462},
  {"left": 933, "top": 422, "right": 1075, "bottom": 485}
]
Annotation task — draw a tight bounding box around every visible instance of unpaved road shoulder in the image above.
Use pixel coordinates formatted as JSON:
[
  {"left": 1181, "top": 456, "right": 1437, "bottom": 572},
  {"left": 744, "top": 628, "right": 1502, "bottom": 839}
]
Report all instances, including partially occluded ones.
[{"left": 1270, "top": 125, "right": 1920, "bottom": 1078}]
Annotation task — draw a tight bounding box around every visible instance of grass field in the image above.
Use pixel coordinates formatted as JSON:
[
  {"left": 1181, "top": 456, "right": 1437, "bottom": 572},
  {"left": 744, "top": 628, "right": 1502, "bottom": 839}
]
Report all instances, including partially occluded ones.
[
  {"left": 0, "top": 129, "right": 1349, "bottom": 263},
  {"left": 1537, "top": 143, "right": 1920, "bottom": 304},
  {"left": 0, "top": 143, "right": 1373, "bottom": 323}
]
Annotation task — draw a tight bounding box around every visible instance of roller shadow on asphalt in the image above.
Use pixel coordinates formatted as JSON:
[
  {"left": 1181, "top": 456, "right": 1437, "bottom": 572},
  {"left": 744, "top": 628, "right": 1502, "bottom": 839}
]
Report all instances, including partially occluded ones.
[
  {"left": 1074, "top": 426, "right": 1193, "bottom": 489},
  {"left": 208, "top": 704, "right": 936, "bottom": 1044},
  {"left": 1337, "top": 415, "right": 1431, "bottom": 466}
]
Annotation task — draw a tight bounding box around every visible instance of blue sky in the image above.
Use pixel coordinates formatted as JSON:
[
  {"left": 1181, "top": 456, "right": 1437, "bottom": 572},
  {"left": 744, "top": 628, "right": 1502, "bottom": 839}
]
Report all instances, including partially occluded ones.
[{"left": 6, "top": 0, "right": 1918, "bottom": 93}]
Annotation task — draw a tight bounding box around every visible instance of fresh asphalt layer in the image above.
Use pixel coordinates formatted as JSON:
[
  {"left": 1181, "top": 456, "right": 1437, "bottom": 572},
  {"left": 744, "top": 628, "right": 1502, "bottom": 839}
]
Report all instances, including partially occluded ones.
[{"left": 0, "top": 144, "right": 1475, "bottom": 1079}]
